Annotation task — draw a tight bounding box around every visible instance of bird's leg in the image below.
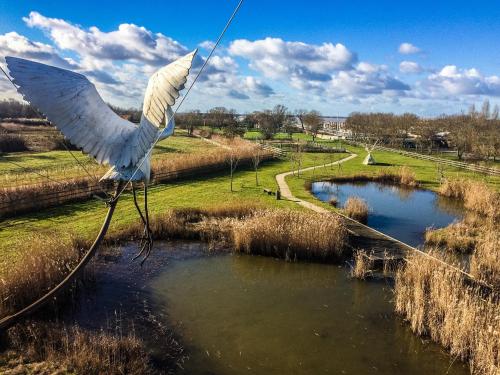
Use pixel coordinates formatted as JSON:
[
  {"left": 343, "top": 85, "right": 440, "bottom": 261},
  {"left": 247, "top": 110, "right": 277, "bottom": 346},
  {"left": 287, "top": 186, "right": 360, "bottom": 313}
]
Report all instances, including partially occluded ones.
[
  {"left": 140, "top": 183, "right": 154, "bottom": 264},
  {"left": 131, "top": 182, "right": 151, "bottom": 262}
]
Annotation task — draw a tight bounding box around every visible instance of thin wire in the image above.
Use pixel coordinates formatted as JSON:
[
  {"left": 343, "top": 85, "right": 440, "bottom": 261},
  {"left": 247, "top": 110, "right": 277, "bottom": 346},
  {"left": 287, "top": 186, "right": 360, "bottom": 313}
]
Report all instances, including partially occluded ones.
[{"left": 112, "top": 0, "right": 244, "bottom": 201}]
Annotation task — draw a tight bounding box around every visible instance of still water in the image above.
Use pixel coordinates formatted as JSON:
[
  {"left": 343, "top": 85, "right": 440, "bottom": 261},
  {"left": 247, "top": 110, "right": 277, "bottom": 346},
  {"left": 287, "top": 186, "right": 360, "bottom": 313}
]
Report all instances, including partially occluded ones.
[
  {"left": 151, "top": 252, "right": 468, "bottom": 375},
  {"left": 311, "top": 181, "right": 464, "bottom": 247}
]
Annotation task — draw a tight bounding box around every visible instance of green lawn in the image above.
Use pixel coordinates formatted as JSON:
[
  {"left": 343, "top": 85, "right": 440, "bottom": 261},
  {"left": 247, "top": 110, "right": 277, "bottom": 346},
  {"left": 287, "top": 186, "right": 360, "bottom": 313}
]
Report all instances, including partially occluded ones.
[{"left": 0, "top": 130, "right": 218, "bottom": 187}]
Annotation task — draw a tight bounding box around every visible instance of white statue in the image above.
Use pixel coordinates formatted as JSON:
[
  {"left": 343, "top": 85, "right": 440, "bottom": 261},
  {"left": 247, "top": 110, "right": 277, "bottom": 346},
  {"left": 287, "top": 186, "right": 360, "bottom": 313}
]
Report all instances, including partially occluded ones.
[{"left": 6, "top": 50, "right": 197, "bottom": 261}]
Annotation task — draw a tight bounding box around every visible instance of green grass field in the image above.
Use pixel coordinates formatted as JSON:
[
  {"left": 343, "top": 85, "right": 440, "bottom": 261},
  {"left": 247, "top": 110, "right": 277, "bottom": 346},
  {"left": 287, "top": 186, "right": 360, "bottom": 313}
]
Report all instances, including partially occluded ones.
[
  {"left": 1, "top": 135, "right": 499, "bottom": 272},
  {"left": 0, "top": 130, "right": 218, "bottom": 186}
]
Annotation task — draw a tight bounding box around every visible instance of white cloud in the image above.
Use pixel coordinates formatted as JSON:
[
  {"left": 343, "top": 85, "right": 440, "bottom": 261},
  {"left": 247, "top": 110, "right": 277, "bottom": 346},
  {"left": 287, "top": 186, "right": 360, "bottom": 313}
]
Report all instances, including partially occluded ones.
[
  {"left": 398, "top": 42, "right": 421, "bottom": 55},
  {"left": 199, "top": 40, "right": 215, "bottom": 50},
  {"left": 229, "top": 37, "right": 356, "bottom": 80},
  {"left": 421, "top": 65, "right": 500, "bottom": 96},
  {"left": 0, "top": 31, "right": 76, "bottom": 69},
  {"left": 329, "top": 62, "right": 410, "bottom": 97},
  {"left": 399, "top": 61, "right": 423, "bottom": 74},
  {"left": 24, "top": 11, "right": 189, "bottom": 66}
]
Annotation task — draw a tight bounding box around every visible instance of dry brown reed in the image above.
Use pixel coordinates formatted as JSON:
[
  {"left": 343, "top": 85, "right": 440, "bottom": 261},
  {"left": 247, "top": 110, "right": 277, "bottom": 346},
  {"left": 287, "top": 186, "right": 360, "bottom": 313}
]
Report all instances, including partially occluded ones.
[
  {"left": 424, "top": 214, "right": 483, "bottom": 253},
  {"left": 232, "top": 209, "right": 348, "bottom": 261},
  {"left": 4, "top": 322, "right": 154, "bottom": 375},
  {"left": 0, "top": 233, "right": 88, "bottom": 317},
  {"left": 330, "top": 166, "right": 418, "bottom": 187},
  {"left": 394, "top": 251, "right": 500, "bottom": 375},
  {"left": 439, "top": 178, "right": 500, "bottom": 220},
  {"left": 343, "top": 196, "right": 369, "bottom": 223},
  {"left": 470, "top": 229, "right": 500, "bottom": 288},
  {"left": 351, "top": 250, "right": 373, "bottom": 279}
]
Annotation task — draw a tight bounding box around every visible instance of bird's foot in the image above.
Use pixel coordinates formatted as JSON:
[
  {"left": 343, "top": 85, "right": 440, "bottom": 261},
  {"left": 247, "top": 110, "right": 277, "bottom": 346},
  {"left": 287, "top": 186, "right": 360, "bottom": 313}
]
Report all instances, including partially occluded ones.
[{"left": 133, "top": 226, "right": 153, "bottom": 265}]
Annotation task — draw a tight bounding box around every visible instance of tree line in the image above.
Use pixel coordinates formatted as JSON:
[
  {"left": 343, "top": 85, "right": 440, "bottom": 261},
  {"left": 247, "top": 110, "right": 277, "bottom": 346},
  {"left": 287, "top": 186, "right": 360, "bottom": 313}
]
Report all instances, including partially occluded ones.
[
  {"left": 0, "top": 99, "right": 42, "bottom": 119},
  {"left": 0, "top": 99, "right": 326, "bottom": 140},
  {"left": 346, "top": 100, "right": 499, "bottom": 161}
]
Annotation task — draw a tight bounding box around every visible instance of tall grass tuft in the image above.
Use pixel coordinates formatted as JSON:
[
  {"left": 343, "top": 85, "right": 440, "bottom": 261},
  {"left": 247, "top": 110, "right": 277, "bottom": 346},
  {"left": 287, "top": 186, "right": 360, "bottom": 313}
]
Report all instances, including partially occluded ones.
[
  {"left": 343, "top": 196, "right": 369, "bottom": 223},
  {"left": 232, "top": 209, "right": 348, "bottom": 261},
  {"left": 351, "top": 250, "right": 373, "bottom": 279},
  {"left": 394, "top": 251, "right": 500, "bottom": 375}
]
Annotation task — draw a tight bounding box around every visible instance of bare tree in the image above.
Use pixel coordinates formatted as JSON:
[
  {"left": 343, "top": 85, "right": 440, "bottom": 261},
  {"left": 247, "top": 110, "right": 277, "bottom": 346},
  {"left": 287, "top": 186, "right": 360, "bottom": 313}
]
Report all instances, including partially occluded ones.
[
  {"left": 227, "top": 145, "right": 241, "bottom": 192},
  {"left": 295, "top": 109, "right": 307, "bottom": 130},
  {"left": 251, "top": 146, "right": 262, "bottom": 186},
  {"left": 207, "top": 107, "right": 236, "bottom": 129},
  {"left": 303, "top": 110, "right": 322, "bottom": 141}
]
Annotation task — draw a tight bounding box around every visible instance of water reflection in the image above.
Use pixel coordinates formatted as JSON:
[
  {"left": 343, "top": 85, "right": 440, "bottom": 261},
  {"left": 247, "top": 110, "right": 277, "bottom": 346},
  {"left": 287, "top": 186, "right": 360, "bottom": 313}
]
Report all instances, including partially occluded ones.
[{"left": 311, "top": 181, "right": 464, "bottom": 247}]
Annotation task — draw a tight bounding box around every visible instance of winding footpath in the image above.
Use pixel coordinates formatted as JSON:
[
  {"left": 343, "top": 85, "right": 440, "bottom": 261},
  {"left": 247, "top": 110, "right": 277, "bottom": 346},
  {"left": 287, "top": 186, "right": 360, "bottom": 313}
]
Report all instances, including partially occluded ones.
[
  {"left": 275, "top": 153, "right": 413, "bottom": 261},
  {"left": 276, "top": 154, "right": 357, "bottom": 213}
]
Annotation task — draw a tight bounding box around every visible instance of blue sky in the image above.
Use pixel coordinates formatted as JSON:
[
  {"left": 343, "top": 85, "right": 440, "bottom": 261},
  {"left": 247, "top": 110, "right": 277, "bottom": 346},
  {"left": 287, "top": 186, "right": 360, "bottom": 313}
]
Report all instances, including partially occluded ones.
[{"left": 1, "top": 0, "right": 499, "bottom": 116}]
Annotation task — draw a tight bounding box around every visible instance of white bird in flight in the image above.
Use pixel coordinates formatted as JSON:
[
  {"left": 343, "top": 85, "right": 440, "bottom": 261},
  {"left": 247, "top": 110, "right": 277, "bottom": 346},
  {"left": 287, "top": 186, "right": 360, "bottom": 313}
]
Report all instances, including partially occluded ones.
[{"left": 5, "top": 50, "right": 197, "bottom": 261}]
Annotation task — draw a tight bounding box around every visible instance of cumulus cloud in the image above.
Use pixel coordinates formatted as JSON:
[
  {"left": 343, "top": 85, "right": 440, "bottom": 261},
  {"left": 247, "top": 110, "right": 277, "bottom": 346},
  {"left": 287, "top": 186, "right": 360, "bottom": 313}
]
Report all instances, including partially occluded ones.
[
  {"left": 243, "top": 76, "right": 274, "bottom": 97},
  {"left": 421, "top": 65, "right": 500, "bottom": 96},
  {"left": 24, "top": 11, "right": 189, "bottom": 66},
  {"left": 199, "top": 40, "right": 215, "bottom": 50},
  {"left": 398, "top": 42, "right": 421, "bottom": 55},
  {"left": 0, "top": 31, "right": 76, "bottom": 69},
  {"left": 329, "top": 62, "right": 410, "bottom": 97},
  {"left": 229, "top": 37, "right": 356, "bottom": 81},
  {"left": 399, "top": 61, "right": 423, "bottom": 74}
]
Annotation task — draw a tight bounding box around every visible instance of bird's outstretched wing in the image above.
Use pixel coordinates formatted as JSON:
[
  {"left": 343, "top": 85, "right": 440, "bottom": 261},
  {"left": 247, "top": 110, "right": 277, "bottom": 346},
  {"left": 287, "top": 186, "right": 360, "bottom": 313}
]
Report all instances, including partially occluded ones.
[
  {"left": 140, "top": 49, "right": 197, "bottom": 130},
  {"left": 6, "top": 56, "right": 154, "bottom": 168}
]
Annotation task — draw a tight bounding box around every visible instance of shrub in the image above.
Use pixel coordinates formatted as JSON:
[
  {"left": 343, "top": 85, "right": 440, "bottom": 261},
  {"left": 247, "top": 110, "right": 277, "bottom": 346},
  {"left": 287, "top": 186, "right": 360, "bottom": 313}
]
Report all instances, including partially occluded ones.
[{"left": 0, "top": 134, "right": 29, "bottom": 153}]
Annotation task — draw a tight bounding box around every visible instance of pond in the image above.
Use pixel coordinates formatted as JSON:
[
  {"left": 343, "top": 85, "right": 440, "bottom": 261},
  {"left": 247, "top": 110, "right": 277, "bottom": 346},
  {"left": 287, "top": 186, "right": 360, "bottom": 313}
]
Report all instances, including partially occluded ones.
[
  {"left": 150, "top": 249, "right": 468, "bottom": 375},
  {"left": 311, "top": 181, "right": 464, "bottom": 247}
]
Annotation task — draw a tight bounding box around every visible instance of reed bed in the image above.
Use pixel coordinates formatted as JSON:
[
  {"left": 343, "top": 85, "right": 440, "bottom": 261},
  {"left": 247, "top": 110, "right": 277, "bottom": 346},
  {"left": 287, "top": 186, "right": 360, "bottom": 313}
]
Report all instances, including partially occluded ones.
[
  {"left": 425, "top": 213, "right": 483, "bottom": 253},
  {"left": 470, "top": 230, "right": 500, "bottom": 289},
  {"left": 0, "top": 233, "right": 88, "bottom": 317},
  {"left": 439, "top": 178, "right": 500, "bottom": 220},
  {"left": 232, "top": 209, "right": 348, "bottom": 261},
  {"left": 343, "top": 196, "right": 369, "bottom": 223},
  {"left": 329, "top": 166, "right": 418, "bottom": 187},
  {"left": 3, "top": 322, "right": 155, "bottom": 375},
  {"left": 395, "top": 251, "right": 500, "bottom": 375}
]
